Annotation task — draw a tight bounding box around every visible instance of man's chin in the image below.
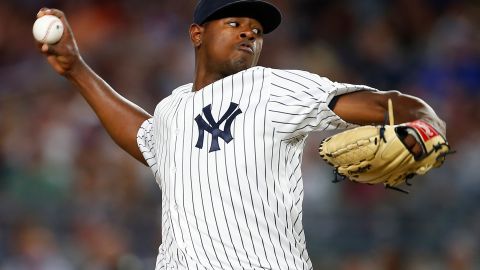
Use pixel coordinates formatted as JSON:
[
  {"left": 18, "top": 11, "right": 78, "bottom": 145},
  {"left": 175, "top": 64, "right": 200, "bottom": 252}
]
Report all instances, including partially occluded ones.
[{"left": 227, "top": 58, "right": 255, "bottom": 74}]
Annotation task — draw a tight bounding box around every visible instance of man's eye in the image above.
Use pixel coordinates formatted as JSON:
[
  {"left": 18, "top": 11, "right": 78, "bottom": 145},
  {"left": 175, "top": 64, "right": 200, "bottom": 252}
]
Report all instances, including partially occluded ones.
[
  {"left": 228, "top": 22, "right": 239, "bottom": 27},
  {"left": 252, "top": 28, "right": 260, "bottom": 35}
]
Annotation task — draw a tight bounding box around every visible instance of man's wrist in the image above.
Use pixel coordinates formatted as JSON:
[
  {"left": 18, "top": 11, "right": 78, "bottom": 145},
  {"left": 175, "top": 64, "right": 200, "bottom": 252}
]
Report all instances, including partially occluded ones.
[{"left": 64, "top": 57, "right": 89, "bottom": 81}]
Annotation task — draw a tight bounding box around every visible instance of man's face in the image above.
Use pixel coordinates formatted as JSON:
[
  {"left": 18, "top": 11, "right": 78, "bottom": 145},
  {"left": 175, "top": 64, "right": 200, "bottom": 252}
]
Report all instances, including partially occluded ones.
[{"left": 200, "top": 17, "right": 264, "bottom": 76}]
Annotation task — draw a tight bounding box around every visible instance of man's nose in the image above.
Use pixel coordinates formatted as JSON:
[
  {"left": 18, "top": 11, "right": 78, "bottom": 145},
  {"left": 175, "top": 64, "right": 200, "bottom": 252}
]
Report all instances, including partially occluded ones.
[{"left": 240, "top": 30, "right": 255, "bottom": 40}]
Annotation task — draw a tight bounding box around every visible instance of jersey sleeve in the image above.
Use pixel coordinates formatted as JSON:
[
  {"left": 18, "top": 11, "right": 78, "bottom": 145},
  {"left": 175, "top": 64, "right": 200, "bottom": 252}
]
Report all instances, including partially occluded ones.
[
  {"left": 137, "top": 118, "right": 158, "bottom": 176},
  {"left": 267, "top": 69, "right": 377, "bottom": 137}
]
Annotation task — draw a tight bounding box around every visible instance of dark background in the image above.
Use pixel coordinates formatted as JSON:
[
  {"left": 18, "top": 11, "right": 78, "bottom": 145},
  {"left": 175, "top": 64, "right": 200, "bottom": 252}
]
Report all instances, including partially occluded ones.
[{"left": 1, "top": 0, "right": 479, "bottom": 269}]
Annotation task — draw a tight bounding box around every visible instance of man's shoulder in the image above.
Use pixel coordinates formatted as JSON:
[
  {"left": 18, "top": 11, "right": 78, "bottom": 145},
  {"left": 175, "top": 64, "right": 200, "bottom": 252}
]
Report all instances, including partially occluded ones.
[
  {"left": 242, "top": 66, "right": 310, "bottom": 78},
  {"left": 265, "top": 68, "right": 334, "bottom": 90},
  {"left": 269, "top": 68, "right": 320, "bottom": 79},
  {"left": 171, "top": 83, "right": 193, "bottom": 95},
  {"left": 151, "top": 83, "right": 192, "bottom": 116},
  {"left": 254, "top": 66, "right": 332, "bottom": 78}
]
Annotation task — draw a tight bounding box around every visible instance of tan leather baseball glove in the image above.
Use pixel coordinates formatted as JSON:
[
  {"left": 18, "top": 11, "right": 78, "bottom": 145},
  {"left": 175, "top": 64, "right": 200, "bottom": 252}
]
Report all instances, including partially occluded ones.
[{"left": 318, "top": 100, "right": 453, "bottom": 193}]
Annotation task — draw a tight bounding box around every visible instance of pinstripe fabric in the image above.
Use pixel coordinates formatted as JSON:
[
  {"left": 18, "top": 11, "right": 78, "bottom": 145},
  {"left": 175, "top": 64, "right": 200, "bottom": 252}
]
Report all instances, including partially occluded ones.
[{"left": 137, "top": 67, "right": 376, "bottom": 270}]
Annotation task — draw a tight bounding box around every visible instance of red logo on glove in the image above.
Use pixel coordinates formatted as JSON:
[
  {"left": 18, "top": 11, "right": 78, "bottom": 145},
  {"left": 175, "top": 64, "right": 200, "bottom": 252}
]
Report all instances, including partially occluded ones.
[{"left": 406, "top": 121, "right": 439, "bottom": 142}]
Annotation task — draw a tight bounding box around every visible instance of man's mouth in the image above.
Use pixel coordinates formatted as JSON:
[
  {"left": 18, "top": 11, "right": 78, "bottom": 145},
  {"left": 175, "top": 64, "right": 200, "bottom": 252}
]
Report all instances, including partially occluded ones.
[{"left": 238, "top": 42, "right": 254, "bottom": 54}]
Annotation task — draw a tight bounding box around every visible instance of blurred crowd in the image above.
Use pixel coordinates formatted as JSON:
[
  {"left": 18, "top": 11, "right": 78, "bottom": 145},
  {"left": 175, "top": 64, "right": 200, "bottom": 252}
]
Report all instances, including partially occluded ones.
[{"left": 1, "top": 0, "right": 479, "bottom": 269}]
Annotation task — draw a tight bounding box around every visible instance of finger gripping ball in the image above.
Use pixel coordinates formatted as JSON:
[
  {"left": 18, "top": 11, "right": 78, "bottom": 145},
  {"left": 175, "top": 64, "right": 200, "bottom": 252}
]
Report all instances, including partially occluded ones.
[{"left": 33, "top": 15, "right": 64, "bottom": 44}]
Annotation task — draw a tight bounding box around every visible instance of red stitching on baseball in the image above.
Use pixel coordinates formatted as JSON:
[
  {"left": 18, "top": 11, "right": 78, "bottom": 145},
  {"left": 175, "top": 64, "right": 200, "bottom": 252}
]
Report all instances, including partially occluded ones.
[{"left": 42, "top": 19, "right": 56, "bottom": 42}]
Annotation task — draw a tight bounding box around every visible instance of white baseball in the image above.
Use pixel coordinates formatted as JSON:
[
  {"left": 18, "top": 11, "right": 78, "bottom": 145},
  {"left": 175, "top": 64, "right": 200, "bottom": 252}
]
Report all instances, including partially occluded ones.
[{"left": 33, "top": 15, "right": 64, "bottom": 44}]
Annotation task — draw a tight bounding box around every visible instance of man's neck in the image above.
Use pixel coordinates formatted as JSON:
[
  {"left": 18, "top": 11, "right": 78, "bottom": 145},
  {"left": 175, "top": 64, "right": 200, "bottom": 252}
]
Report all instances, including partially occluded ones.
[
  {"left": 193, "top": 67, "right": 225, "bottom": 92},
  {"left": 192, "top": 58, "right": 253, "bottom": 91}
]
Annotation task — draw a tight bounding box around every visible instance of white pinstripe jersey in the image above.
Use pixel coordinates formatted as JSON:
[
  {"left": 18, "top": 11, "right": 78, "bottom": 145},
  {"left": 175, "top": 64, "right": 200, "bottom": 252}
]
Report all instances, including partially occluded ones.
[{"left": 137, "top": 66, "right": 376, "bottom": 270}]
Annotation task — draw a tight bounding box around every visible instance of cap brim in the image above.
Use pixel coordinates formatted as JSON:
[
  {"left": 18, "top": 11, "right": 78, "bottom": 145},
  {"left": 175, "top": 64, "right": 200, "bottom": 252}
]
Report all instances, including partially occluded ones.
[{"left": 202, "top": 1, "right": 282, "bottom": 34}]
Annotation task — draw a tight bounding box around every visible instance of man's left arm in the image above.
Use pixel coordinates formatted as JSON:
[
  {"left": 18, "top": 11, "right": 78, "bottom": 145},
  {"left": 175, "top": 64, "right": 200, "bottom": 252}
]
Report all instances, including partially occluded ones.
[
  {"left": 331, "top": 90, "right": 446, "bottom": 155},
  {"left": 331, "top": 90, "right": 446, "bottom": 135},
  {"left": 319, "top": 89, "right": 452, "bottom": 189}
]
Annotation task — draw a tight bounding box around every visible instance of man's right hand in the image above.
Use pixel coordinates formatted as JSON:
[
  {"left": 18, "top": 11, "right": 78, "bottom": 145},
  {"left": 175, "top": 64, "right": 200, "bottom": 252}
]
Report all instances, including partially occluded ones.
[
  {"left": 36, "top": 8, "right": 83, "bottom": 77},
  {"left": 34, "top": 8, "right": 152, "bottom": 166}
]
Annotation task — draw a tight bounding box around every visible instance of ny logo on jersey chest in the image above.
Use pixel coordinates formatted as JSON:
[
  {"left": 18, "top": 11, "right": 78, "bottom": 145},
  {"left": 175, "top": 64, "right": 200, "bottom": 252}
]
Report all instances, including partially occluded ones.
[{"left": 195, "top": 102, "right": 242, "bottom": 152}]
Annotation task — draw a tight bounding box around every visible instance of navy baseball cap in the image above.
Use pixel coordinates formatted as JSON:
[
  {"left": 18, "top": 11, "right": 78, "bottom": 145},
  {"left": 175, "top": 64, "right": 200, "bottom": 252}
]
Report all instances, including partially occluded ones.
[{"left": 193, "top": 0, "right": 282, "bottom": 34}]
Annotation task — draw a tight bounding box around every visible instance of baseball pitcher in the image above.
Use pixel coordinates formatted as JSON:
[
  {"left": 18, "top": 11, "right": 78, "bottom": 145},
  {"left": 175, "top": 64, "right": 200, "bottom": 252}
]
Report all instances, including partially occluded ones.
[{"left": 36, "top": 0, "right": 451, "bottom": 269}]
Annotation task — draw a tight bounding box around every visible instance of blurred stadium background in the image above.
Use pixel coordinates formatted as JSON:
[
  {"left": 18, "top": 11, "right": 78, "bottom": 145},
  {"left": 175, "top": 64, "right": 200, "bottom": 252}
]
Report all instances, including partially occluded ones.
[{"left": 1, "top": 0, "right": 479, "bottom": 269}]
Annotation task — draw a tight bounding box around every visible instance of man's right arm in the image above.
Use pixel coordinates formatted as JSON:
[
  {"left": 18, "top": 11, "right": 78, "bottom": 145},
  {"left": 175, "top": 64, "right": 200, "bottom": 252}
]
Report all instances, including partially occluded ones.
[{"left": 37, "top": 8, "right": 151, "bottom": 165}]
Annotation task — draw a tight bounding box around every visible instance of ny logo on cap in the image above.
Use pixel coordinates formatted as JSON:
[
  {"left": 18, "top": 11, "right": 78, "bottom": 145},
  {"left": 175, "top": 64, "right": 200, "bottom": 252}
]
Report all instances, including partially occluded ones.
[{"left": 195, "top": 102, "right": 242, "bottom": 152}]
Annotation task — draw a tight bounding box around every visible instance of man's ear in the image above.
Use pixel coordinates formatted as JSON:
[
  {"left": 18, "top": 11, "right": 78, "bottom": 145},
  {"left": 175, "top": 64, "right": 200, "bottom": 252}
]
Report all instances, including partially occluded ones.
[{"left": 190, "top": 24, "right": 203, "bottom": 47}]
